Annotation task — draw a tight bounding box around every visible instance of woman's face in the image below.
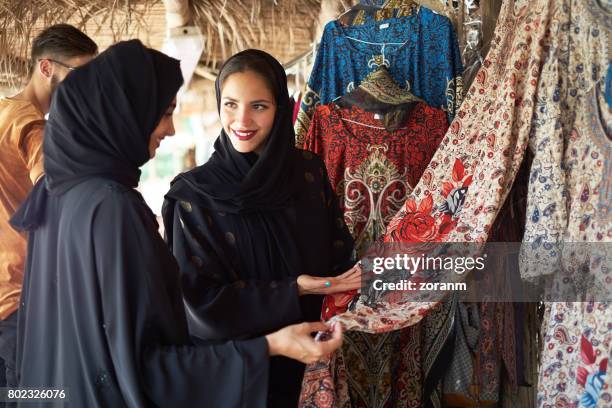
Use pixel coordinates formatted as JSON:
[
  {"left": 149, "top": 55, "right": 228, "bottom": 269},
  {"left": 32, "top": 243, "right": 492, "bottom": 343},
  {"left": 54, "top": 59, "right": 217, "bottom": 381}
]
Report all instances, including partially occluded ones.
[
  {"left": 149, "top": 97, "right": 177, "bottom": 158},
  {"left": 220, "top": 71, "right": 276, "bottom": 155}
]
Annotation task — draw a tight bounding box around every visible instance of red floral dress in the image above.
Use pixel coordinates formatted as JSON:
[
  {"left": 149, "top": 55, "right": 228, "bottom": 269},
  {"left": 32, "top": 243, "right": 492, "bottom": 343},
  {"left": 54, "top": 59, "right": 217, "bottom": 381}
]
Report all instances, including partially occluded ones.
[{"left": 304, "top": 102, "right": 448, "bottom": 255}]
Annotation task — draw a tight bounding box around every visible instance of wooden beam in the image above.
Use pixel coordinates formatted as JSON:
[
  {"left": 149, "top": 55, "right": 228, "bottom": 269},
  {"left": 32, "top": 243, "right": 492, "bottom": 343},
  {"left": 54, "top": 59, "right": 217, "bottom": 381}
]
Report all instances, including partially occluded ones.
[{"left": 194, "top": 64, "right": 219, "bottom": 81}]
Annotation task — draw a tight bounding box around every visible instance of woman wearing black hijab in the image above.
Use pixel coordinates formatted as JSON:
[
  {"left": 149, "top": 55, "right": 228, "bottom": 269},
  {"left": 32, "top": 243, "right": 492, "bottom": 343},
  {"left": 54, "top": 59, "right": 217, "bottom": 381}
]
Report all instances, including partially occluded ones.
[
  {"left": 163, "top": 50, "right": 361, "bottom": 407},
  {"left": 11, "top": 40, "right": 343, "bottom": 408}
]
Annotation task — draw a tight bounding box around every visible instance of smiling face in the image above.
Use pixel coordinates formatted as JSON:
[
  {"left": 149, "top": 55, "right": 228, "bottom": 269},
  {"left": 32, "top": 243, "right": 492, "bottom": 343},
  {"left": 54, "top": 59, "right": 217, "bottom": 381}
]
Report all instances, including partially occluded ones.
[
  {"left": 220, "top": 70, "right": 277, "bottom": 155},
  {"left": 148, "top": 97, "right": 177, "bottom": 158}
]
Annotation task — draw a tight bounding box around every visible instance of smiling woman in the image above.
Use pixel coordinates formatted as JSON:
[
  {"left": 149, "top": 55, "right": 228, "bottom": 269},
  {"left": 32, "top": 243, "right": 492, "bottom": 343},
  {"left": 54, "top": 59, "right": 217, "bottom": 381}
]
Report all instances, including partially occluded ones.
[
  {"left": 220, "top": 71, "right": 277, "bottom": 154},
  {"left": 163, "top": 49, "right": 362, "bottom": 407},
  {"left": 148, "top": 97, "right": 177, "bottom": 158}
]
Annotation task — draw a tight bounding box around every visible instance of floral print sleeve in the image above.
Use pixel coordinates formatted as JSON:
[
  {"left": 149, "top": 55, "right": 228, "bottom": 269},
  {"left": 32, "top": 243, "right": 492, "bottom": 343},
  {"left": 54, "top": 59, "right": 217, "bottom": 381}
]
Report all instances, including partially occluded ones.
[{"left": 300, "top": 1, "right": 612, "bottom": 407}]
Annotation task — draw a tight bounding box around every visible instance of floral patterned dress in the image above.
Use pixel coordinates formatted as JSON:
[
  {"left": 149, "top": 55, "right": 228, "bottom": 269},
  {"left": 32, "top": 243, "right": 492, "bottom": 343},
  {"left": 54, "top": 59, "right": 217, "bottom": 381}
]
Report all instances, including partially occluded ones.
[
  {"left": 305, "top": 102, "right": 447, "bottom": 255},
  {"left": 299, "top": 0, "right": 611, "bottom": 407},
  {"left": 304, "top": 100, "right": 448, "bottom": 408}
]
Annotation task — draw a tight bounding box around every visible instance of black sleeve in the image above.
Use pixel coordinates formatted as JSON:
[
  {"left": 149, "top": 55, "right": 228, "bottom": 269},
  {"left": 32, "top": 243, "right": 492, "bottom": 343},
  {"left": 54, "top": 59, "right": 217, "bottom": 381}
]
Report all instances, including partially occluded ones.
[
  {"left": 163, "top": 198, "right": 302, "bottom": 341},
  {"left": 93, "top": 191, "right": 270, "bottom": 407}
]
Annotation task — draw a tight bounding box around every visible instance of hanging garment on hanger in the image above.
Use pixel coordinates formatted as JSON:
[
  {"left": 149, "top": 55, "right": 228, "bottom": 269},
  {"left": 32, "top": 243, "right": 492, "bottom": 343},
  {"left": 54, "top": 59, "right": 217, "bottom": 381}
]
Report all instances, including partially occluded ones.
[
  {"left": 304, "top": 102, "right": 447, "bottom": 254},
  {"left": 442, "top": 160, "right": 529, "bottom": 406},
  {"left": 519, "top": 3, "right": 611, "bottom": 285},
  {"left": 341, "top": 0, "right": 418, "bottom": 26},
  {"left": 350, "top": 0, "right": 451, "bottom": 26},
  {"left": 441, "top": 302, "right": 480, "bottom": 405},
  {"left": 303, "top": 98, "right": 448, "bottom": 407},
  {"left": 521, "top": 5, "right": 611, "bottom": 403},
  {"left": 336, "top": 66, "right": 424, "bottom": 130},
  {"left": 300, "top": 298, "right": 456, "bottom": 408},
  {"left": 299, "top": 0, "right": 611, "bottom": 407},
  {"left": 294, "top": 6, "right": 463, "bottom": 146}
]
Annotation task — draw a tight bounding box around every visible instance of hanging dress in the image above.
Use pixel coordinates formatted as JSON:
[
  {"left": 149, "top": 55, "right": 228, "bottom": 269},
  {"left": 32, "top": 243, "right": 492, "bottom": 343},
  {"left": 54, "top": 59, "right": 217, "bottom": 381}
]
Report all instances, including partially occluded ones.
[
  {"left": 299, "top": 0, "right": 611, "bottom": 406},
  {"left": 294, "top": 6, "right": 463, "bottom": 146}
]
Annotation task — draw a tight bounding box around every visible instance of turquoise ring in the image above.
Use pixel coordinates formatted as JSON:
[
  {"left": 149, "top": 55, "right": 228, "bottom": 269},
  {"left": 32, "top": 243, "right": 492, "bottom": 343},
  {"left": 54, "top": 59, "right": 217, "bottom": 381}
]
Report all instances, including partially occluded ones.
[{"left": 324, "top": 281, "right": 332, "bottom": 287}]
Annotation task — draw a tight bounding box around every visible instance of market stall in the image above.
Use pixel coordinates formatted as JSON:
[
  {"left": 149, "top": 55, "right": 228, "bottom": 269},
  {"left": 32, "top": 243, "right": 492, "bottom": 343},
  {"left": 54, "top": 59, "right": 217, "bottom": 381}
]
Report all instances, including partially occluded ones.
[{"left": 0, "top": 1, "right": 609, "bottom": 407}]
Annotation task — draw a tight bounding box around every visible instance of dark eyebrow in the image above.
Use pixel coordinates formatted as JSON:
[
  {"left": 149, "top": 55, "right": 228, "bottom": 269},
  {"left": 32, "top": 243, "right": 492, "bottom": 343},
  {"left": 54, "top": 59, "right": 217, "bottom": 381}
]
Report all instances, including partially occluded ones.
[{"left": 222, "top": 97, "right": 273, "bottom": 104}]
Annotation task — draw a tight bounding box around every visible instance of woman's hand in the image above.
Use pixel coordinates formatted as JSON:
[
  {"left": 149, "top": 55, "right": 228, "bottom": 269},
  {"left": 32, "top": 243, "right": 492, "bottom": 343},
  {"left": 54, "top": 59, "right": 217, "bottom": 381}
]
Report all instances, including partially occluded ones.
[
  {"left": 297, "top": 263, "right": 362, "bottom": 295},
  {"left": 265, "top": 322, "right": 342, "bottom": 364}
]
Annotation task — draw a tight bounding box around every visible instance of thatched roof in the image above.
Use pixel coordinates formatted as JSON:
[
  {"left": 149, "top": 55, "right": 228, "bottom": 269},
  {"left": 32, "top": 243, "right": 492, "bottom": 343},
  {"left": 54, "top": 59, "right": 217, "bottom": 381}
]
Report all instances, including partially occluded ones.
[
  {"left": 0, "top": 0, "right": 322, "bottom": 89},
  {"left": 192, "top": 0, "right": 321, "bottom": 68}
]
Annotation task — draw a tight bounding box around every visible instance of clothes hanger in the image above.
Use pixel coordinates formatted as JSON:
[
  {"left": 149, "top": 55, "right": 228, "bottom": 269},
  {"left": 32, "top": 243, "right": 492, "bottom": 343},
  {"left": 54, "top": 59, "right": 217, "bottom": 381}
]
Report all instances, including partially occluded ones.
[
  {"left": 341, "top": 1, "right": 421, "bottom": 61},
  {"left": 340, "top": 116, "right": 409, "bottom": 130},
  {"left": 335, "top": 66, "right": 427, "bottom": 130}
]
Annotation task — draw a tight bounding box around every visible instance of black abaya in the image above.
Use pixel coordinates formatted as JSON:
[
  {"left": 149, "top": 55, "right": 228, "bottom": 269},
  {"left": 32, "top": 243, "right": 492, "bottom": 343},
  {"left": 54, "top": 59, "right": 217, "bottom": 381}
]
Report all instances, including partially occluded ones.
[
  {"left": 16, "top": 178, "right": 269, "bottom": 407},
  {"left": 163, "top": 50, "right": 356, "bottom": 407},
  {"left": 11, "top": 40, "right": 271, "bottom": 408},
  {"left": 164, "top": 150, "right": 355, "bottom": 408}
]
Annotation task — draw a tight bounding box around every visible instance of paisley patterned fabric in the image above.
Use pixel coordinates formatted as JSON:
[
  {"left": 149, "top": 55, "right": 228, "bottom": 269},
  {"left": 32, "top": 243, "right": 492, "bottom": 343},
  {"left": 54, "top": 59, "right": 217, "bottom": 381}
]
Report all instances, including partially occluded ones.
[
  {"left": 304, "top": 87, "right": 448, "bottom": 406},
  {"left": 299, "top": 0, "right": 611, "bottom": 406},
  {"left": 294, "top": 6, "right": 463, "bottom": 146},
  {"left": 539, "top": 302, "right": 610, "bottom": 408},
  {"left": 352, "top": 0, "right": 449, "bottom": 25},
  {"left": 336, "top": 67, "right": 424, "bottom": 130},
  {"left": 304, "top": 102, "right": 447, "bottom": 255},
  {"left": 352, "top": 67, "right": 424, "bottom": 106},
  {"left": 519, "top": 0, "right": 611, "bottom": 283},
  {"left": 533, "top": 2, "right": 612, "bottom": 405}
]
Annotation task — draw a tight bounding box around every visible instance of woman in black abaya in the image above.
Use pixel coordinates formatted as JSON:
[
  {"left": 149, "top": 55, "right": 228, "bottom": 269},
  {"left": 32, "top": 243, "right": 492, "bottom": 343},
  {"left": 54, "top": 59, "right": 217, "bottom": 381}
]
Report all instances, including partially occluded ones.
[
  {"left": 11, "top": 40, "right": 342, "bottom": 408},
  {"left": 163, "top": 50, "right": 362, "bottom": 407}
]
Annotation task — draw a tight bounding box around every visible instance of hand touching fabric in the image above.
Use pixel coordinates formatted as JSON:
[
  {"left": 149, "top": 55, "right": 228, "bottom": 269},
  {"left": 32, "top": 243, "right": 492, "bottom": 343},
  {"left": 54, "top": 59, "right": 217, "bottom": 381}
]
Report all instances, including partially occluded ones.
[
  {"left": 265, "top": 322, "right": 342, "bottom": 364},
  {"left": 297, "top": 263, "right": 362, "bottom": 295}
]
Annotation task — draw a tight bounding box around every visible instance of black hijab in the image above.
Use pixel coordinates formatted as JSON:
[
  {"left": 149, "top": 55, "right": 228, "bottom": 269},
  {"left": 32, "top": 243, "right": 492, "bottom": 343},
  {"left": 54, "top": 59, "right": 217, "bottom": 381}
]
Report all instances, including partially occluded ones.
[
  {"left": 166, "top": 49, "right": 296, "bottom": 213},
  {"left": 11, "top": 39, "right": 183, "bottom": 230}
]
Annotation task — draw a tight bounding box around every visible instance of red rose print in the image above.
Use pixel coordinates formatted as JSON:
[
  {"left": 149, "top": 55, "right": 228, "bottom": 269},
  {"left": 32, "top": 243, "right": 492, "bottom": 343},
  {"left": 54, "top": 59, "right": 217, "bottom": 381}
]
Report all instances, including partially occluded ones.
[{"left": 392, "top": 211, "right": 438, "bottom": 242}]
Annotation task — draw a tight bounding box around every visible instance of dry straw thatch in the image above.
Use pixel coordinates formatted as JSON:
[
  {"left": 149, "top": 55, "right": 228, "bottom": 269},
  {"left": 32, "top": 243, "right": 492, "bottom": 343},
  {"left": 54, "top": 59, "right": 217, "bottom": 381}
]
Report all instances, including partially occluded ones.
[
  {"left": 0, "top": 0, "right": 322, "bottom": 89},
  {"left": 191, "top": 0, "right": 321, "bottom": 69},
  {"left": 0, "top": 0, "right": 163, "bottom": 88}
]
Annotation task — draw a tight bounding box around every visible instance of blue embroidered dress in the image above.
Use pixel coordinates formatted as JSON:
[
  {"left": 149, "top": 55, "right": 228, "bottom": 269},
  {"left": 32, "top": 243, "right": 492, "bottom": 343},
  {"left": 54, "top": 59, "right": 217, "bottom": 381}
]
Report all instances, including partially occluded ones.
[{"left": 294, "top": 6, "right": 463, "bottom": 145}]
